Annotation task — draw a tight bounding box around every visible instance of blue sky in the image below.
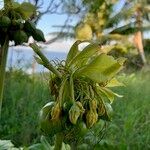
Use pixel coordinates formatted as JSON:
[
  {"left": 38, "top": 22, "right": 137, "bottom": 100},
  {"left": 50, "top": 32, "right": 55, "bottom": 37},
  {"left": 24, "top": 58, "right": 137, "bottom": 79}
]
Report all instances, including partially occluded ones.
[
  {"left": 37, "top": 14, "right": 70, "bottom": 35},
  {"left": 2, "top": 0, "right": 149, "bottom": 52},
  {"left": 0, "top": 0, "right": 126, "bottom": 35},
  {"left": 36, "top": 0, "right": 126, "bottom": 35}
]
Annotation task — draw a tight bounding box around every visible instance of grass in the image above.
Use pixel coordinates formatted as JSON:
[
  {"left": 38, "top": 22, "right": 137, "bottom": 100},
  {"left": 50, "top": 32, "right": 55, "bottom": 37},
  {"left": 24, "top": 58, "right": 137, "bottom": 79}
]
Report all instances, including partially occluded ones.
[
  {"left": 0, "top": 70, "right": 51, "bottom": 147},
  {"left": 0, "top": 69, "right": 150, "bottom": 149},
  {"left": 100, "top": 71, "right": 150, "bottom": 149}
]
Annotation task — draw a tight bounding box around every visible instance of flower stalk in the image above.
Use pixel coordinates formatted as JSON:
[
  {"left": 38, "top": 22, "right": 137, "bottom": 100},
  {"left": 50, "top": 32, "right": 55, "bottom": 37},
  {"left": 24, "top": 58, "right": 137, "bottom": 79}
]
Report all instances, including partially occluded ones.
[{"left": 30, "top": 43, "right": 62, "bottom": 78}]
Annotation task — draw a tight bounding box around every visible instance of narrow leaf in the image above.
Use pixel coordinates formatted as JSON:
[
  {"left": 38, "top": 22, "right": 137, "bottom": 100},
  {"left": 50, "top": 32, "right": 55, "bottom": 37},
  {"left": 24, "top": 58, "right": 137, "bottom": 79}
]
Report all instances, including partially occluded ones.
[
  {"left": 69, "top": 43, "right": 100, "bottom": 70},
  {"left": 99, "top": 87, "right": 115, "bottom": 103},
  {"left": 99, "top": 87, "right": 123, "bottom": 103},
  {"left": 106, "top": 78, "right": 124, "bottom": 87},
  {"left": 66, "top": 40, "right": 81, "bottom": 66}
]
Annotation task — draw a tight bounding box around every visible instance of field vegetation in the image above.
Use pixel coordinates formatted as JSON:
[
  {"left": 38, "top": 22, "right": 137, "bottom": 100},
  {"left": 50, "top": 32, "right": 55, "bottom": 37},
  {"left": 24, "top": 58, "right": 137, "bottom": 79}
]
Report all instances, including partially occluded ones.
[{"left": 0, "top": 69, "right": 149, "bottom": 149}]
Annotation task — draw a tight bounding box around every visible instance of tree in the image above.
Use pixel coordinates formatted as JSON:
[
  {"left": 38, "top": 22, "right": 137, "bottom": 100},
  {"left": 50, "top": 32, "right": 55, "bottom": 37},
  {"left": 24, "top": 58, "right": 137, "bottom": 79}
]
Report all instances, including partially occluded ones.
[
  {"left": 132, "top": 0, "right": 150, "bottom": 65},
  {"left": 79, "top": 0, "right": 150, "bottom": 65},
  {"left": 0, "top": 0, "right": 45, "bottom": 115},
  {"left": 50, "top": 0, "right": 150, "bottom": 66}
]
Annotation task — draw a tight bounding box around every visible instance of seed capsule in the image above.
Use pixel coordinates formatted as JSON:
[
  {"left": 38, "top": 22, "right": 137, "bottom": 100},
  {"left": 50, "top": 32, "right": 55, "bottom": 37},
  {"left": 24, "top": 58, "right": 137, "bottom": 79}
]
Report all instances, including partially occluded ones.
[
  {"left": 86, "top": 109, "right": 98, "bottom": 128},
  {"left": 69, "top": 104, "right": 81, "bottom": 124},
  {"left": 76, "top": 101, "right": 85, "bottom": 112},
  {"left": 69, "top": 101, "right": 85, "bottom": 124},
  {"left": 0, "top": 16, "right": 11, "bottom": 27},
  {"left": 89, "top": 99, "right": 97, "bottom": 111},
  {"left": 97, "top": 102, "right": 105, "bottom": 116}
]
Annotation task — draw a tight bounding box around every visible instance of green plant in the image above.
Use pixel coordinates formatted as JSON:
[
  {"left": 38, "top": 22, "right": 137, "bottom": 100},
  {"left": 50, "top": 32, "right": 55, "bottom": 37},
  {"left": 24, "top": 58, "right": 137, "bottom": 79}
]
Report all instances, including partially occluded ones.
[
  {"left": 0, "top": 0, "right": 46, "bottom": 116},
  {"left": 0, "top": 69, "right": 50, "bottom": 146},
  {"left": 30, "top": 41, "right": 126, "bottom": 149},
  {"left": 52, "top": 0, "right": 150, "bottom": 66},
  {"left": 101, "top": 72, "right": 150, "bottom": 149}
]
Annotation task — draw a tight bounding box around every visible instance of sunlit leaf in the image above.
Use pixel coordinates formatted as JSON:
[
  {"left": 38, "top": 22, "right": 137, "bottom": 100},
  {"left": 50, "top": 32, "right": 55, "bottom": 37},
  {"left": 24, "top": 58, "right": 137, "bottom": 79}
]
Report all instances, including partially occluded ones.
[
  {"left": 74, "top": 54, "right": 125, "bottom": 83},
  {"left": 69, "top": 43, "right": 100, "bottom": 70},
  {"left": 66, "top": 40, "right": 81, "bottom": 66},
  {"left": 99, "top": 87, "right": 123, "bottom": 103},
  {"left": 106, "top": 78, "right": 124, "bottom": 87},
  {"left": 117, "top": 57, "right": 127, "bottom": 65},
  {"left": 100, "top": 88, "right": 115, "bottom": 103}
]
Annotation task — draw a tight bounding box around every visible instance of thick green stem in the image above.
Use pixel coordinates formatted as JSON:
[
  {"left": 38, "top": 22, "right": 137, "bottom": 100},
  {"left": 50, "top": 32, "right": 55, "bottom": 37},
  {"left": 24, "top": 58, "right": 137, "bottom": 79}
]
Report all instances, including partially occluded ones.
[
  {"left": 30, "top": 43, "right": 62, "bottom": 78},
  {"left": 54, "top": 133, "right": 63, "bottom": 150},
  {"left": 70, "top": 143, "right": 77, "bottom": 150},
  {"left": 0, "top": 36, "right": 9, "bottom": 117}
]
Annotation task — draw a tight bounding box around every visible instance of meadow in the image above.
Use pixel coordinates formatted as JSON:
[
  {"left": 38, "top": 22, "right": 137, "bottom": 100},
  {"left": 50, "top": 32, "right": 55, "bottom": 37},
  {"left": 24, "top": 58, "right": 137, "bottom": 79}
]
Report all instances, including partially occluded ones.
[{"left": 0, "top": 69, "right": 149, "bottom": 149}]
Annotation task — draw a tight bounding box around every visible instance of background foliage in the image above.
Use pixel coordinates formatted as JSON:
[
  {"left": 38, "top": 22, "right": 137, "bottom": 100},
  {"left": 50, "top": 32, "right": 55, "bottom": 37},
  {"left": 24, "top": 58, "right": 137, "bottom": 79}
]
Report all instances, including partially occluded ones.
[
  {"left": 0, "top": 70, "right": 50, "bottom": 147},
  {"left": 0, "top": 69, "right": 150, "bottom": 149}
]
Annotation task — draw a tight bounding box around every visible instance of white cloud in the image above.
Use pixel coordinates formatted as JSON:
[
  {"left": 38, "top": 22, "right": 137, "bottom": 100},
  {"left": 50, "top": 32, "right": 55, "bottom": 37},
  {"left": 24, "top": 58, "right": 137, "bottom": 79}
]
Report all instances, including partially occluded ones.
[
  {"left": 0, "top": 1, "right": 4, "bottom": 9},
  {"left": 9, "top": 35, "right": 75, "bottom": 53},
  {"left": 10, "top": 45, "right": 32, "bottom": 51},
  {"left": 43, "top": 34, "right": 74, "bottom": 52},
  {"left": 9, "top": 34, "right": 91, "bottom": 53}
]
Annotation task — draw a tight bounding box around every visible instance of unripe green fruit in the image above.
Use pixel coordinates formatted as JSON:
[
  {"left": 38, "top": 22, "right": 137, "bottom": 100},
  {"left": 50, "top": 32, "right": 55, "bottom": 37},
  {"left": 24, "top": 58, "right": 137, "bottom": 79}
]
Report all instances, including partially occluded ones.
[
  {"left": 13, "top": 30, "right": 28, "bottom": 45},
  {"left": 11, "top": 19, "right": 24, "bottom": 29},
  {"left": 32, "top": 29, "right": 46, "bottom": 42},
  {"left": 0, "top": 16, "right": 11, "bottom": 27},
  {"left": 24, "top": 20, "right": 36, "bottom": 33}
]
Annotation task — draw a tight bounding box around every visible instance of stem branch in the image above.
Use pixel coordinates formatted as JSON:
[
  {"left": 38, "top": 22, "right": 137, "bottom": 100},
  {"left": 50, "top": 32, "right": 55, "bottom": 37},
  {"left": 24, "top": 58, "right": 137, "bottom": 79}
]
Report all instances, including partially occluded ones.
[
  {"left": 54, "top": 133, "right": 63, "bottom": 150},
  {"left": 0, "top": 36, "right": 9, "bottom": 117},
  {"left": 30, "top": 43, "right": 62, "bottom": 78}
]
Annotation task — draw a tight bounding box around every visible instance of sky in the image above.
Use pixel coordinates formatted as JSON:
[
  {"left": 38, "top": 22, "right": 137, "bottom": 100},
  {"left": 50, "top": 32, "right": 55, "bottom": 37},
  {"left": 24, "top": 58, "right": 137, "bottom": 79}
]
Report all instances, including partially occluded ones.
[
  {"left": 0, "top": 0, "right": 75, "bottom": 52},
  {"left": 30, "top": 0, "right": 125, "bottom": 53},
  {"left": 1, "top": 0, "right": 149, "bottom": 53},
  {"left": 37, "top": 0, "right": 126, "bottom": 35}
]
